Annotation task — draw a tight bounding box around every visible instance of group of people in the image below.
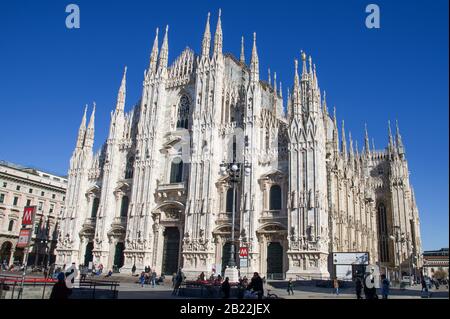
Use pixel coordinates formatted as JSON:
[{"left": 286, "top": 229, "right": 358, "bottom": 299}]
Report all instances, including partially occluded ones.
[{"left": 137, "top": 266, "right": 164, "bottom": 287}]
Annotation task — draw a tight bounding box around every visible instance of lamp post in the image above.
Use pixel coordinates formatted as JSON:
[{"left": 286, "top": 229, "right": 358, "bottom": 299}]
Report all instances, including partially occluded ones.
[
  {"left": 390, "top": 226, "right": 406, "bottom": 285},
  {"left": 220, "top": 162, "right": 240, "bottom": 268},
  {"left": 219, "top": 161, "right": 251, "bottom": 282}
]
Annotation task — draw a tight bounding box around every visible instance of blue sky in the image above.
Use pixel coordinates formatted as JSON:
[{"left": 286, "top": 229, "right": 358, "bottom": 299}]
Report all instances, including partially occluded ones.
[{"left": 0, "top": 0, "right": 448, "bottom": 250}]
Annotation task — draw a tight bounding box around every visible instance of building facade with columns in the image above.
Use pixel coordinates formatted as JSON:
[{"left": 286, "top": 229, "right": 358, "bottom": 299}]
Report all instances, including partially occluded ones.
[
  {"left": 0, "top": 160, "right": 67, "bottom": 267},
  {"left": 55, "top": 11, "right": 422, "bottom": 280}
]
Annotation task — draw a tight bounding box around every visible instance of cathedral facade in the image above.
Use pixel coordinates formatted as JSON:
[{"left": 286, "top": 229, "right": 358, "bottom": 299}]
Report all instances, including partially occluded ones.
[{"left": 55, "top": 11, "right": 422, "bottom": 280}]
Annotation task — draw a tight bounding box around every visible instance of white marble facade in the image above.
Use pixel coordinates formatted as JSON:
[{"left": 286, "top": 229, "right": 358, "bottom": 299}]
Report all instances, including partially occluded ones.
[{"left": 55, "top": 11, "right": 422, "bottom": 280}]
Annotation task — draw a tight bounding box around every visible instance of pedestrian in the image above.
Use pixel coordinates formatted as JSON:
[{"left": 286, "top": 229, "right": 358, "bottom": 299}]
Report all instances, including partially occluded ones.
[
  {"left": 172, "top": 268, "right": 183, "bottom": 296},
  {"left": 198, "top": 271, "right": 205, "bottom": 281},
  {"left": 381, "top": 274, "right": 390, "bottom": 299},
  {"left": 172, "top": 273, "right": 177, "bottom": 287},
  {"left": 105, "top": 270, "right": 113, "bottom": 278},
  {"left": 139, "top": 272, "right": 146, "bottom": 287},
  {"left": 333, "top": 278, "right": 339, "bottom": 295},
  {"left": 420, "top": 273, "right": 428, "bottom": 292},
  {"left": 355, "top": 277, "right": 363, "bottom": 299},
  {"left": 287, "top": 278, "right": 294, "bottom": 295},
  {"left": 151, "top": 270, "right": 157, "bottom": 287},
  {"left": 247, "top": 272, "right": 264, "bottom": 299},
  {"left": 132, "top": 264, "right": 136, "bottom": 276},
  {"left": 221, "top": 277, "right": 231, "bottom": 299},
  {"left": 49, "top": 272, "right": 72, "bottom": 299}
]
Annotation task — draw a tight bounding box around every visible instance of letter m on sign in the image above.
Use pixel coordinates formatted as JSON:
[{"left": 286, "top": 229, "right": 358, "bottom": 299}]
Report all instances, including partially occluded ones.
[{"left": 22, "top": 206, "right": 36, "bottom": 226}]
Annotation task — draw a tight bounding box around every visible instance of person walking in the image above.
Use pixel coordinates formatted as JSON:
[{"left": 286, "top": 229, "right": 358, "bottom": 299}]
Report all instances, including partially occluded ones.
[
  {"left": 151, "top": 270, "right": 157, "bottom": 287},
  {"left": 333, "top": 278, "right": 339, "bottom": 296},
  {"left": 247, "top": 272, "right": 264, "bottom": 299},
  {"left": 172, "top": 268, "right": 183, "bottom": 296},
  {"left": 49, "top": 272, "right": 72, "bottom": 299},
  {"left": 287, "top": 278, "right": 295, "bottom": 295},
  {"left": 381, "top": 274, "right": 390, "bottom": 299},
  {"left": 139, "top": 272, "right": 146, "bottom": 287},
  {"left": 132, "top": 264, "right": 136, "bottom": 276},
  {"left": 221, "top": 277, "right": 231, "bottom": 299},
  {"left": 355, "top": 277, "right": 363, "bottom": 299}
]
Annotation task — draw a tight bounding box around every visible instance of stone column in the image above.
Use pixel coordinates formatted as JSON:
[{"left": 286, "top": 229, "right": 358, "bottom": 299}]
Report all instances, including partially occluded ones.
[{"left": 9, "top": 246, "right": 16, "bottom": 266}]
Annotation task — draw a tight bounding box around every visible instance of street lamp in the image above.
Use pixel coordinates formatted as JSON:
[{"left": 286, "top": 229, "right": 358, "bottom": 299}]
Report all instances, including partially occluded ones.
[{"left": 219, "top": 160, "right": 251, "bottom": 282}]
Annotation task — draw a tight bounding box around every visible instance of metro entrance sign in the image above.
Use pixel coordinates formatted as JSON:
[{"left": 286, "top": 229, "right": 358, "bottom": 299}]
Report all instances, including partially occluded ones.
[
  {"left": 22, "top": 206, "right": 36, "bottom": 226},
  {"left": 239, "top": 247, "right": 248, "bottom": 258}
]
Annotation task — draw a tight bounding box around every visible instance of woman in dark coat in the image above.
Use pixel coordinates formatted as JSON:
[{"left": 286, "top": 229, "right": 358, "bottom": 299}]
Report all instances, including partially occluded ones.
[{"left": 49, "top": 272, "right": 72, "bottom": 299}]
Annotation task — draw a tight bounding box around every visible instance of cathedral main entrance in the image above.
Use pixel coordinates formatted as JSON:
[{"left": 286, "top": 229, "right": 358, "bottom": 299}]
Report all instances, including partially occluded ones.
[
  {"left": 161, "top": 227, "right": 180, "bottom": 275},
  {"left": 113, "top": 242, "right": 125, "bottom": 271},
  {"left": 84, "top": 242, "right": 93, "bottom": 266},
  {"left": 267, "top": 242, "right": 283, "bottom": 279}
]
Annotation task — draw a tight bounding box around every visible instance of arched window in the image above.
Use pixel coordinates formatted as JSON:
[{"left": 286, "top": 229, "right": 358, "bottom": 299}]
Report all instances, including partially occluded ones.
[
  {"left": 125, "top": 157, "right": 134, "bottom": 179},
  {"left": 170, "top": 159, "right": 183, "bottom": 183},
  {"left": 377, "top": 203, "right": 389, "bottom": 262},
  {"left": 226, "top": 188, "right": 234, "bottom": 213},
  {"left": 269, "top": 185, "right": 282, "bottom": 210},
  {"left": 91, "top": 198, "right": 100, "bottom": 218},
  {"left": 8, "top": 220, "right": 14, "bottom": 232},
  {"left": 120, "top": 196, "right": 129, "bottom": 217},
  {"left": 177, "top": 95, "right": 190, "bottom": 129}
]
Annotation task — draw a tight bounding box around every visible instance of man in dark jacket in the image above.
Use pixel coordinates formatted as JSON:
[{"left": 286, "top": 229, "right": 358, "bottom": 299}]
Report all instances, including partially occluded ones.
[
  {"left": 355, "top": 277, "right": 363, "bottom": 299},
  {"left": 221, "top": 277, "right": 231, "bottom": 298},
  {"left": 49, "top": 272, "right": 72, "bottom": 299},
  {"left": 247, "top": 272, "right": 264, "bottom": 299}
]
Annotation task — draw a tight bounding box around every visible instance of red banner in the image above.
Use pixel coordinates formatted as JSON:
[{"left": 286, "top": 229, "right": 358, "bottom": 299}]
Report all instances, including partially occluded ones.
[
  {"left": 17, "top": 229, "right": 32, "bottom": 248},
  {"left": 21, "top": 206, "right": 36, "bottom": 226}
]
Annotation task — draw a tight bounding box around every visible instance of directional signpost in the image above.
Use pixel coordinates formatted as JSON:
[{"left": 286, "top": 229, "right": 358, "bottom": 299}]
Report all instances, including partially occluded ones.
[{"left": 18, "top": 206, "right": 36, "bottom": 299}]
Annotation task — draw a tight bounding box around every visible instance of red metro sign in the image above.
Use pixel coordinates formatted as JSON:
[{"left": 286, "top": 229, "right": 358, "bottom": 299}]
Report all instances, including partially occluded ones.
[
  {"left": 239, "top": 247, "right": 248, "bottom": 258},
  {"left": 21, "top": 206, "right": 36, "bottom": 226}
]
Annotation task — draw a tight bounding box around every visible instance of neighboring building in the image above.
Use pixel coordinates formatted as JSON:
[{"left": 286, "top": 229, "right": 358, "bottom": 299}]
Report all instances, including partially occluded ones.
[
  {"left": 56, "top": 11, "right": 422, "bottom": 279},
  {"left": 423, "top": 248, "right": 449, "bottom": 279},
  {"left": 0, "top": 160, "right": 67, "bottom": 267}
]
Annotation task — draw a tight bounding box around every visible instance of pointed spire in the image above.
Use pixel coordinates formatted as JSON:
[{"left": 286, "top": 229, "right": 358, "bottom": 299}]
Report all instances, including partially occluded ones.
[
  {"left": 308, "top": 55, "right": 313, "bottom": 74},
  {"left": 372, "top": 138, "right": 376, "bottom": 152},
  {"left": 364, "top": 123, "right": 370, "bottom": 154},
  {"left": 333, "top": 106, "right": 339, "bottom": 152},
  {"left": 293, "top": 59, "right": 299, "bottom": 91},
  {"left": 349, "top": 131, "right": 354, "bottom": 158},
  {"left": 323, "top": 91, "right": 328, "bottom": 115},
  {"left": 268, "top": 68, "right": 271, "bottom": 86},
  {"left": 87, "top": 102, "right": 95, "bottom": 131},
  {"left": 341, "top": 120, "right": 347, "bottom": 159},
  {"left": 301, "top": 50, "right": 307, "bottom": 79},
  {"left": 76, "top": 105, "right": 88, "bottom": 148},
  {"left": 279, "top": 82, "right": 283, "bottom": 98},
  {"left": 250, "top": 32, "right": 259, "bottom": 82},
  {"left": 158, "top": 25, "right": 169, "bottom": 71},
  {"left": 201, "top": 12, "right": 211, "bottom": 57},
  {"left": 293, "top": 59, "right": 301, "bottom": 113},
  {"left": 240, "top": 36, "right": 245, "bottom": 64},
  {"left": 395, "top": 119, "right": 404, "bottom": 153},
  {"left": 273, "top": 72, "right": 277, "bottom": 95},
  {"left": 85, "top": 102, "right": 95, "bottom": 149},
  {"left": 388, "top": 120, "right": 394, "bottom": 151},
  {"left": 213, "top": 9, "right": 223, "bottom": 56},
  {"left": 149, "top": 28, "right": 159, "bottom": 73},
  {"left": 116, "top": 66, "right": 127, "bottom": 112}
]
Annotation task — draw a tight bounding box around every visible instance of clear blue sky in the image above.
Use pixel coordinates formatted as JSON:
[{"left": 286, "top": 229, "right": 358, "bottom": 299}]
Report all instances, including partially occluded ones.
[{"left": 0, "top": 0, "right": 448, "bottom": 250}]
